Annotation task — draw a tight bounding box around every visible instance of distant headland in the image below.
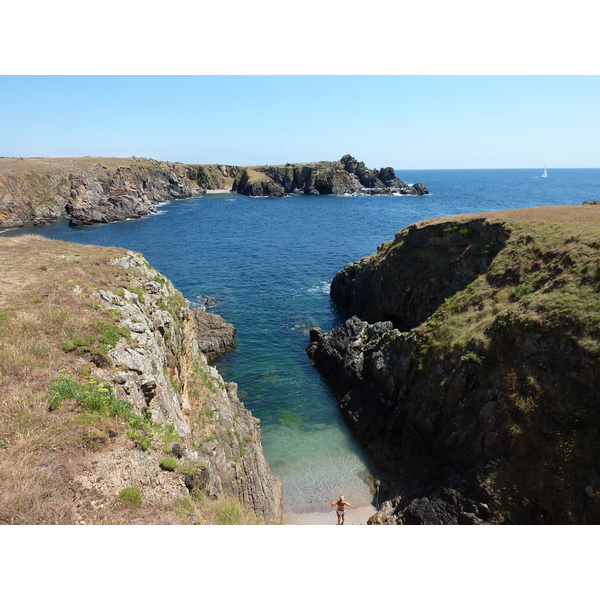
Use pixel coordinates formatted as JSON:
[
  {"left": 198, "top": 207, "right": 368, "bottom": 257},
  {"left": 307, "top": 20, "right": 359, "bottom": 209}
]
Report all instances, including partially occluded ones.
[{"left": 0, "top": 155, "right": 428, "bottom": 229}]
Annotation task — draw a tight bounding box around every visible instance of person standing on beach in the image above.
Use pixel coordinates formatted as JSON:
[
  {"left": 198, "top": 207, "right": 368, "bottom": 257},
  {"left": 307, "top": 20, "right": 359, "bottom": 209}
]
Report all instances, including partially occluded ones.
[{"left": 331, "top": 495, "right": 351, "bottom": 525}]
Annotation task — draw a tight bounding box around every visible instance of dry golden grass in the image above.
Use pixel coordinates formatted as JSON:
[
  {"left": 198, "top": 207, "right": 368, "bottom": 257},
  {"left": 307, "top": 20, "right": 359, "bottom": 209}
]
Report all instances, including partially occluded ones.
[
  {"left": 0, "top": 156, "right": 160, "bottom": 176},
  {"left": 421, "top": 205, "right": 600, "bottom": 357},
  {"left": 0, "top": 235, "right": 259, "bottom": 525},
  {"left": 0, "top": 236, "right": 125, "bottom": 523},
  {"left": 420, "top": 204, "right": 600, "bottom": 230}
]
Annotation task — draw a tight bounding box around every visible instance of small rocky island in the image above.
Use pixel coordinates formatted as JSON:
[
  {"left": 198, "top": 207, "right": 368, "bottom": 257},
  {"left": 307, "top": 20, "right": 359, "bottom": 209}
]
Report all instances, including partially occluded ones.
[{"left": 307, "top": 205, "right": 600, "bottom": 525}]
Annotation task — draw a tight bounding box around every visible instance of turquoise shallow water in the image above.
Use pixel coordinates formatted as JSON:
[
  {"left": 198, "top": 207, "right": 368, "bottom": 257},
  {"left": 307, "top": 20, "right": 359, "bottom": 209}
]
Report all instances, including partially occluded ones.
[{"left": 4, "top": 168, "right": 599, "bottom": 515}]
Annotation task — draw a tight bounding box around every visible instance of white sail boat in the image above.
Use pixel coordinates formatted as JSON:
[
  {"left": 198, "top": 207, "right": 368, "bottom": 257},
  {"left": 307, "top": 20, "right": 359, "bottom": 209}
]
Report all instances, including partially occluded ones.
[{"left": 539, "top": 167, "right": 547, "bottom": 178}]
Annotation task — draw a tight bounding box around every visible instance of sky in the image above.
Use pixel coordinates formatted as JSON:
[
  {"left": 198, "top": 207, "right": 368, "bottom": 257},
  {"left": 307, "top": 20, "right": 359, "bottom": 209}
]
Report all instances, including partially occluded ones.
[
  {"left": 2, "top": 2, "right": 598, "bottom": 591},
  {"left": 2, "top": 1, "right": 599, "bottom": 170},
  {"left": 1, "top": 75, "right": 599, "bottom": 169}
]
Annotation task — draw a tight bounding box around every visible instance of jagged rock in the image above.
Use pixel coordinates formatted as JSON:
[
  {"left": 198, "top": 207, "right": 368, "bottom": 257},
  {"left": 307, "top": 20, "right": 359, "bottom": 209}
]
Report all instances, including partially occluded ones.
[
  {"left": 0, "top": 157, "right": 207, "bottom": 229},
  {"left": 232, "top": 155, "right": 428, "bottom": 198},
  {"left": 171, "top": 443, "right": 183, "bottom": 458},
  {"left": 308, "top": 207, "right": 600, "bottom": 524},
  {"left": 191, "top": 309, "right": 237, "bottom": 361},
  {"left": 184, "top": 466, "right": 210, "bottom": 494},
  {"left": 0, "top": 156, "right": 427, "bottom": 229},
  {"left": 330, "top": 218, "right": 509, "bottom": 329},
  {"left": 411, "top": 182, "right": 429, "bottom": 195},
  {"left": 97, "top": 250, "right": 282, "bottom": 522},
  {"left": 194, "top": 164, "right": 240, "bottom": 190}
]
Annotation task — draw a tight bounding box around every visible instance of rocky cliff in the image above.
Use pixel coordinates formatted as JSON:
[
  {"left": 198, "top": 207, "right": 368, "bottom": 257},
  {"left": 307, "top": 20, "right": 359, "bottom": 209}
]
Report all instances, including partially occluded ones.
[
  {"left": 0, "top": 155, "right": 425, "bottom": 228},
  {"left": 0, "top": 157, "right": 240, "bottom": 229},
  {"left": 307, "top": 205, "right": 600, "bottom": 524},
  {"left": 232, "top": 155, "right": 429, "bottom": 197},
  {"left": 0, "top": 235, "right": 282, "bottom": 524}
]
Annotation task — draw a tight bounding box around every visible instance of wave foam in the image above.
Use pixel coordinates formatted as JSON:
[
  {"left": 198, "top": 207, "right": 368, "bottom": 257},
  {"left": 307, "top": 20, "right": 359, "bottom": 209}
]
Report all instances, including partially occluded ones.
[{"left": 308, "top": 281, "right": 330, "bottom": 294}]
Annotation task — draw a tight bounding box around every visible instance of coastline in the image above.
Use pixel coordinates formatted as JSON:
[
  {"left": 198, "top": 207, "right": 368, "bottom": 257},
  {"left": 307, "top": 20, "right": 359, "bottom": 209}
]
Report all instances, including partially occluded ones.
[{"left": 205, "top": 188, "right": 233, "bottom": 194}]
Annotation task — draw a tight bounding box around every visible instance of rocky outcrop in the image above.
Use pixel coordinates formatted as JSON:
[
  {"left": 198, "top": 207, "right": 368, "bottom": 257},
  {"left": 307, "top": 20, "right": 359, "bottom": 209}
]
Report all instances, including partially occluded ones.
[
  {"left": 308, "top": 206, "right": 600, "bottom": 524},
  {"left": 232, "top": 168, "right": 287, "bottom": 197},
  {"left": 232, "top": 155, "right": 429, "bottom": 197},
  {"left": 98, "top": 251, "right": 283, "bottom": 522},
  {"left": 0, "top": 157, "right": 244, "bottom": 229},
  {"left": 0, "top": 234, "right": 282, "bottom": 524},
  {"left": 330, "top": 218, "right": 509, "bottom": 330},
  {"left": 0, "top": 155, "right": 426, "bottom": 228},
  {"left": 0, "top": 157, "right": 205, "bottom": 228},
  {"left": 67, "top": 162, "right": 202, "bottom": 226},
  {"left": 191, "top": 309, "right": 237, "bottom": 362},
  {"left": 193, "top": 164, "right": 241, "bottom": 192}
]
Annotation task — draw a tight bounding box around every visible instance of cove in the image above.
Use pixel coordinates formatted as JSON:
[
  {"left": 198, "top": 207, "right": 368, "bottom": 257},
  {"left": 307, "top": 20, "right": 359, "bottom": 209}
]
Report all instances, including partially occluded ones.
[{"left": 6, "top": 168, "right": 598, "bottom": 521}]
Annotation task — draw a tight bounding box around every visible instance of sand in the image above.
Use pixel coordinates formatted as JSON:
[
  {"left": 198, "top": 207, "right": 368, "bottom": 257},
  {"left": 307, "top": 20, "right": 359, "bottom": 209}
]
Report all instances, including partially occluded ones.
[{"left": 283, "top": 504, "right": 376, "bottom": 525}]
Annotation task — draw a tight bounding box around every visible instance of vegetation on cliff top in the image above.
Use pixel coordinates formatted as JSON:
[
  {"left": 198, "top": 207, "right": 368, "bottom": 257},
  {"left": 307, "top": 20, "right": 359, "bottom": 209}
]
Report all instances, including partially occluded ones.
[
  {"left": 0, "top": 235, "right": 259, "bottom": 524},
  {"left": 323, "top": 204, "right": 600, "bottom": 523},
  {"left": 419, "top": 206, "right": 600, "bottom": 357}
]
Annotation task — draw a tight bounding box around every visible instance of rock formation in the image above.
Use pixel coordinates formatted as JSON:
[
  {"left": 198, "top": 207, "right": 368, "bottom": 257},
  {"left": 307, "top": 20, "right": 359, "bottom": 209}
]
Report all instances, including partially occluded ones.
[
  {"left": 94, "top": 251, "right": 283, "bottom": 522},
  {"left": 192, "top": 309, "right": 237, "bottom": 362},
  {"left": 0, "top": 155, "right": 427, "bottom": 229},
  {"left": 232, "top": 155, "right": 429, "bottom": 197},
  {"left": 307, "top": 205, "right": 600, "bottom": 524},
  {"left": 0, "top": 236, "right": 282, "bottom": 524},
  {"left": 0, "top": 157, "right": 239, "bottom": 229}
]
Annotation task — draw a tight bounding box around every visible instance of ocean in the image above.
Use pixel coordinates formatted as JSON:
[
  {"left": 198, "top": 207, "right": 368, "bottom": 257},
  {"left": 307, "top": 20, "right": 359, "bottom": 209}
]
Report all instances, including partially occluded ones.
[{"left": 4, "top": 167, "right": 599, "bottom": 518}]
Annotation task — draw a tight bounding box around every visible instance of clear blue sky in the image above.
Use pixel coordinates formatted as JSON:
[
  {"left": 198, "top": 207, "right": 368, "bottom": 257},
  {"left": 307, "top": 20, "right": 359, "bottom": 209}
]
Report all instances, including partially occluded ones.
[{"left": 1, "top": 75, "right": 599, "bottom": 170}]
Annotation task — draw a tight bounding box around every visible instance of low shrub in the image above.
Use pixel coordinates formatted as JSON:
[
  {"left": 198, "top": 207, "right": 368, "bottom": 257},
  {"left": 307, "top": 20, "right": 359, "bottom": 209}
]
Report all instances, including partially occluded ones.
[
  {"left": 160, "top": 457, "right": 177, "bottom": 471},
  {"left": 209, "top": 497, "right": 256, "bottom": 525},
  {"left": 119, "top": 487, "right": 143, "bottom": 507}
]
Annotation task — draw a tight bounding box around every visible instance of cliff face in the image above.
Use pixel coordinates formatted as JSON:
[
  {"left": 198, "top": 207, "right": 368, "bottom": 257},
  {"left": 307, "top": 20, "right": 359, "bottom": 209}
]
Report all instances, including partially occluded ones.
[
  {"left": 0, "top": 158, "right": 243, "bottom": 230},
  {"left": 99, "top": 252, "right": 282, "bottom": 521},
  {"left": 0, "top": 155, "right": 426, "bottom": 229},
  {"left": 330, "top": 218, "right": 509, "bottom": 330},
  {"left": 232, "top": 155, "right": 429, "bottom": 197},
  {"left": 0, "top": 157, "right": 207, "bottom": 229},
  {"left": 0, "top": 235, "right": 282, "bottom": 524},
  {"left": 308, "top": 206, "right": 600, "bottom": 524},
  {"left": 193, "top": 164, "right": 241, "bottom": 192}
]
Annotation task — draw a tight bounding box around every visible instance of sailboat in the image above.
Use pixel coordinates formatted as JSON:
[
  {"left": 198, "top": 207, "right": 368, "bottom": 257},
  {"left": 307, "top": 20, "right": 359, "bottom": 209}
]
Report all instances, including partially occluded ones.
[{"left": 539, "top": 167, "right": 547, "bottom": 178}]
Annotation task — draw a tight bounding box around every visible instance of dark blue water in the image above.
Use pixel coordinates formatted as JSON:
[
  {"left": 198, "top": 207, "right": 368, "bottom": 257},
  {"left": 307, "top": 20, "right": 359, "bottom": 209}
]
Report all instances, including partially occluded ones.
[{"left": 4, "top": 168, "right": 599, "bottom": 514}]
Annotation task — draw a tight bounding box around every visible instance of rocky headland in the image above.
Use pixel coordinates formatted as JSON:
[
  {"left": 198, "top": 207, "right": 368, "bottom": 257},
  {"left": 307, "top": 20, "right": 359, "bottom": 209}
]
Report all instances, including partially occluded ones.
[
  {"left": 0, "top": 235, "right": 282, "bottom": 524},
  {"left": 232, "top": 154, "right": 428, "bottom": 197},
  {"left": 307, "top": 205, "right": 600, "bottom": 524},
  {"left": 0, "top": 157, "right": 239, "bottom": 229},
  {"left": 0, "top": 155, "right": 426, "bottom": 229}
]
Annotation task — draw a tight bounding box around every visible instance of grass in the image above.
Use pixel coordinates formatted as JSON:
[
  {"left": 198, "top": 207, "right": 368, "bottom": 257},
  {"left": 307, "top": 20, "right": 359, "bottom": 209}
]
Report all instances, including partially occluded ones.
[
  {"left": 198, "top": 496, "right": 259, "bottom": 525},
  {"left": 119, "top": 487, "right": 143, "bottom": 507},
  {"left": 0, "top": 234, "right": 266, "bottom": 525},
  {"left": 46, "top": 373, "right": 149, "bottom": 432},
  {"left": 160, "top": 457, "right": 177, "bottom": 471},
  {"left": 413, "top": 207, "right": 600, "bottom": 359},
  {"left": 351, "top": 205, "right": 600, "bottom": 523},
  {"left": 0, "top": 235, "right": 195, "bottom": 524}
]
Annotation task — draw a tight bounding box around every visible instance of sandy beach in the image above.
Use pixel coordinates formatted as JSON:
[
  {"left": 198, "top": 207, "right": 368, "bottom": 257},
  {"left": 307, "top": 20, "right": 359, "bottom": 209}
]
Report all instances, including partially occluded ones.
[
  {"left": 283, "top": 504, "right": 376, "bottom": 525},
  {"left": 205, "top": 188, "right": 233, "bottom": 194}
]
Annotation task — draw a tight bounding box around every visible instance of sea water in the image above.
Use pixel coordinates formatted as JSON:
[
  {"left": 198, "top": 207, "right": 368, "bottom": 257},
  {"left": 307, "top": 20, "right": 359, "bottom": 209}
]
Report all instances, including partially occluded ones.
[{"left": 4, "top": 168, "right": 599, "bottom": 517}]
